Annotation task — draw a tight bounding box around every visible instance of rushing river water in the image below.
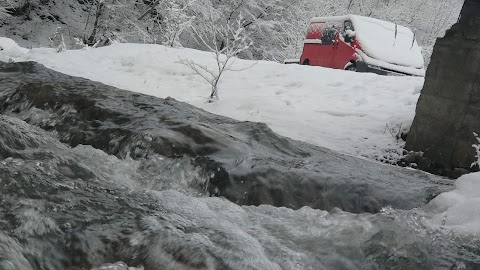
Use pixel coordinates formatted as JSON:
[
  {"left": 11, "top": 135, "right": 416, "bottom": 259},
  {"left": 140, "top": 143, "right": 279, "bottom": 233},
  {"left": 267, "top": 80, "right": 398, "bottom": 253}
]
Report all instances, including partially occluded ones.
[{"left": 0, "top": 61, "right": 479, "bottom": 270}]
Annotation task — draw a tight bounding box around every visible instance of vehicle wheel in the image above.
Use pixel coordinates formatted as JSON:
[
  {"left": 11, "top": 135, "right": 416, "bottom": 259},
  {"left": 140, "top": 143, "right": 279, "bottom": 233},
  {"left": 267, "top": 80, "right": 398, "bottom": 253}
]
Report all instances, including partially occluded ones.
[
  {"left": 345, "top": 64, "right": 357, "bottom": 72},
  {"left": 302, "top": 59, "right": 310, "bottom": 65}
]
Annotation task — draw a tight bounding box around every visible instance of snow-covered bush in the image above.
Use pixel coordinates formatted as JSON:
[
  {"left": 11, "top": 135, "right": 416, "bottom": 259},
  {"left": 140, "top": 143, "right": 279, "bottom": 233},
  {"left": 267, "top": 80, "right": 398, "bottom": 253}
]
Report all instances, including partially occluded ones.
[
  {"left": 179, "top": 11, "right": 253, "bottom": 101},
  {"left": 56, "top": 34, "right": 66, "bottom": 53},
  {"left": 49, "top": 25, "right": 67, "bottom": 51},
  {"left": 472, "top": 132, "right": 480, "bottom": 169}
]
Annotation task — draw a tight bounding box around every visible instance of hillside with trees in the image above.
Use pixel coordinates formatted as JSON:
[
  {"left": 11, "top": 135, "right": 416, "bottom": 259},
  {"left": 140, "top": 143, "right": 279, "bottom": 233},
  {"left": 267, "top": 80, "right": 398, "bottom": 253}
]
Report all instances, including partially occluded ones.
[{"left": 0, "top": 0, "right": 463, "bottom": 63}]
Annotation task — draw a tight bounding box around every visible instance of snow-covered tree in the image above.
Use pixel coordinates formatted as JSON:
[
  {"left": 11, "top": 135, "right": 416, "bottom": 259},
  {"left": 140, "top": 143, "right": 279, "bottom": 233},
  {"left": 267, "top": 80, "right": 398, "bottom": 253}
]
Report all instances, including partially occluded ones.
[
  {"left": 48, "top": 25, "right": 67, "bottom": 51},
  {"left": 81, "top": 0, "right": 149, "bottom": 45},
  {"left": 148, "top": 0, "right": 198, "bottom": 47}
]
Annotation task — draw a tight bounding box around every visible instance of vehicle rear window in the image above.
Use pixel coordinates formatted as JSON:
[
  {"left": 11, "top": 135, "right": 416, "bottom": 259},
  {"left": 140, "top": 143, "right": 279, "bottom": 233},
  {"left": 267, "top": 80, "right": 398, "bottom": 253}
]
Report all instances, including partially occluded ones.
[
  {"left": 306, "top": 22, "right": 325, "bottom": 39},
  {"left": 321, "top": 21, "right": 342, "bottom": 45}
]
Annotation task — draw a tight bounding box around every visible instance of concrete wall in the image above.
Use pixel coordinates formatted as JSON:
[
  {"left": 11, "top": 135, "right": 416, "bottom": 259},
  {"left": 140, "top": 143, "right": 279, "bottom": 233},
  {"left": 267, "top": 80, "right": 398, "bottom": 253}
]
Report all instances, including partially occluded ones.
[{"left": 405, "top": 0, "right": 480, "bottom": 178}]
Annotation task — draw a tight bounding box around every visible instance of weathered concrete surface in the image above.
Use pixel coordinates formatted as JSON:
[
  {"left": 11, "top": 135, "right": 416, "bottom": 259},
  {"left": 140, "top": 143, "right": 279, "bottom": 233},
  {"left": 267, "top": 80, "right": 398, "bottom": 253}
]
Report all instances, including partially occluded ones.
[{"left": 405, "top": 0, "right": 480, "bottom": 178}]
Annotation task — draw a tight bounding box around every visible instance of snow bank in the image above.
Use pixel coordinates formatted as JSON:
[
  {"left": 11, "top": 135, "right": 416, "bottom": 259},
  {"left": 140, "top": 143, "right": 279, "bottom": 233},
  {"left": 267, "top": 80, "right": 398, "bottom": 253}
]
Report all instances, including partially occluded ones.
[
  {"left": 351, "top": 15, "right": 424, "bottom": 69},
  {"left": 0, "top": 37, "right": 29, "bottom": 62},
  {"left": 0, "top": 38, "right": 423, "bottom": 162},
  {"left": 426, "top": 172, "right": 480, "bottom": 235}
]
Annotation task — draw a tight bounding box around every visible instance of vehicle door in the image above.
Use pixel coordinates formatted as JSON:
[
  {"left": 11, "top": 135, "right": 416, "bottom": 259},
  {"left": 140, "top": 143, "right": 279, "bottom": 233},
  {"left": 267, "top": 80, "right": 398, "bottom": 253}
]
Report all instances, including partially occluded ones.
[
  {"left": 320, "top": 21, "right": 343, "bottom": 68},
  {"left": 331, "top": 20, "right": 358, "bottom": 69}
]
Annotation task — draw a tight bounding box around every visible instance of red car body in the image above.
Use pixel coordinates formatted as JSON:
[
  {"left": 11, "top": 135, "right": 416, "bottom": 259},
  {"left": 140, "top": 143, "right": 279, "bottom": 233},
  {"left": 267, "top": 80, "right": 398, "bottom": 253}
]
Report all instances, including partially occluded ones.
[{"left": 300, "top": 21, "right": 361, "bottom": 70}]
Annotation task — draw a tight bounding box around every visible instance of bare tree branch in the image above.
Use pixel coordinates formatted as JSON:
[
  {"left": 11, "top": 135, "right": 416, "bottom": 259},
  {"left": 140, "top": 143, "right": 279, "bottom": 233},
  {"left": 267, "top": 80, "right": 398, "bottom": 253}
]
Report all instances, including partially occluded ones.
[{"left": 138, "top": 0, "right": 161, "bottom": 20}]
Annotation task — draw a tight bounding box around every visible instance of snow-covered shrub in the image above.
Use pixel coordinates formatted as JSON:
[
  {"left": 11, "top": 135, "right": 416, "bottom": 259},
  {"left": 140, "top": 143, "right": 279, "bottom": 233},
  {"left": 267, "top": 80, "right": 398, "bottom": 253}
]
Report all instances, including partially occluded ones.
[
  {"left": 472, "top": 132, "right": 480, "bottom": 169},
  {"left": 179, "top": 10, "right": 254, "bottom": 101},
  {"left": 49, "top": 25, "right": 66, "bottom": 51},
  {"left": 56, "top": 34, "right": 66, "bottom": 53},
  {"left": 384, "top": 123, "right": 406, "bottom": 141}
]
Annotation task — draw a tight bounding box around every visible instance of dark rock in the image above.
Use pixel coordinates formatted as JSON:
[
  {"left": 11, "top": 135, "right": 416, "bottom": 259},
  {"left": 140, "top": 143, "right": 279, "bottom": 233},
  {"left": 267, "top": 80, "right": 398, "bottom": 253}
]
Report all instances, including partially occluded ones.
[
  {"left": 452, "top": 167, "right": 472, "bottom": 179},
  {"left": 406, "top": 0, "right": 480, "bottom": 178},
  {"left": 403, "top": 152, "right": 422, "bottom": 164}
]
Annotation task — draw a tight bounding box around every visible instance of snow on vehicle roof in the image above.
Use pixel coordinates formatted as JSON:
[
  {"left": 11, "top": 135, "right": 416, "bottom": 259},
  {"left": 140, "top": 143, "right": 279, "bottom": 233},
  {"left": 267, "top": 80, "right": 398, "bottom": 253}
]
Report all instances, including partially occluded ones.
[{"left": 310, "top": 15, "right": 424, "bottom": 69}]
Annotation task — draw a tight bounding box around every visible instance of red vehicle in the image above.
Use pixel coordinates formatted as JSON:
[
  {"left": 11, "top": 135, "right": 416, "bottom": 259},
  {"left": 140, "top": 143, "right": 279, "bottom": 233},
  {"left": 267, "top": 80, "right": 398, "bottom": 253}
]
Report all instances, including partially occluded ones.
[{"left": 299, "top": 15, "right": 425, "bottom": 77}]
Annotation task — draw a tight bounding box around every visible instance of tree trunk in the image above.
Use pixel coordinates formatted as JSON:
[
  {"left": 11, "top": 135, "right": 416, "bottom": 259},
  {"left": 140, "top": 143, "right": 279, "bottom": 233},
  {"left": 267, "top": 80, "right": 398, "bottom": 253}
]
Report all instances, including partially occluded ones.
[{"left": 87, "top": 1, "right": 104, "bottom": 46}]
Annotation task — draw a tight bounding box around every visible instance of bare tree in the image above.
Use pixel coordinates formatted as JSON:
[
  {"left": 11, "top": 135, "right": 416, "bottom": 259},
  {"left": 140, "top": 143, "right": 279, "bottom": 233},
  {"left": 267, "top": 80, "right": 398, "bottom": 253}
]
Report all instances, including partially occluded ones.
[
  {"left": 86, "top": 0, "right": 106, "bottom": 46},
  {"left": 151, "top": 0, "right": 198, "bottom": 47},
  {"left": 49, "top": 25, "right": 68, "bottom": 52},
  {"left": 179, "top": 11, "right": 253, "bottom": 101}
]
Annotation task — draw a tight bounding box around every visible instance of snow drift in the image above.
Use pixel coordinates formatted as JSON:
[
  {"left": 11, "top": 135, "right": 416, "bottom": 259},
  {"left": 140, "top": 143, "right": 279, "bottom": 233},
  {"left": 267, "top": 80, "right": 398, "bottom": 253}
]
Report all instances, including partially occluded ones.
[
  {"left": 0, "top": 37, "right": 29, "bottom": 61},
  {"left": 426, "top": 172, "right": 480, "bottom": 235}
]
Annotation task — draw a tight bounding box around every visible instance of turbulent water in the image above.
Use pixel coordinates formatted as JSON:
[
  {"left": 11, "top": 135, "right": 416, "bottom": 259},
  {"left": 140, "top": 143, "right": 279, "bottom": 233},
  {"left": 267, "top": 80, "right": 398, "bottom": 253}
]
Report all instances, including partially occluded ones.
[{"left": 0, "top": 61, "right": 479, "bottom": 270}]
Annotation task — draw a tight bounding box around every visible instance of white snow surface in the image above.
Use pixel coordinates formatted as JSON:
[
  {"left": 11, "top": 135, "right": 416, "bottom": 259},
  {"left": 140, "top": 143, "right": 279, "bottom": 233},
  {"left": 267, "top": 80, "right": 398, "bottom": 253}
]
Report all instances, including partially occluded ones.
[
  {"left": 0, "top": 37, "right": 29, "bottom": 61},
  {"left": 425, "top": 172, "right": 480, "bottom": 235},
  {"left": 351, "top": 15, "right": 425, "bottom": 69},
  {"left": 0, "top": 37, "right": 424, "bottom": 162}
]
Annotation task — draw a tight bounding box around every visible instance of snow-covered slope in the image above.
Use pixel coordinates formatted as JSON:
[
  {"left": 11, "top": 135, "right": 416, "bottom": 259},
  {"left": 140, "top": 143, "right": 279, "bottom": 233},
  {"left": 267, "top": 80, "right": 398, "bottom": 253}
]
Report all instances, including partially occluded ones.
[{"left": 1, "top": 38, "right": 424, "bottom": 162}]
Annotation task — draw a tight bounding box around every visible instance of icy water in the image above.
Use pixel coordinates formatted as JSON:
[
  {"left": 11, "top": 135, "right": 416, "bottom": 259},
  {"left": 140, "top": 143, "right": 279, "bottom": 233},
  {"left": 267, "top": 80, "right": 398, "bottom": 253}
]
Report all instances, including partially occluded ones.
[{"left": 0, "top": 61, "right": 479, "bottom": 270}]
